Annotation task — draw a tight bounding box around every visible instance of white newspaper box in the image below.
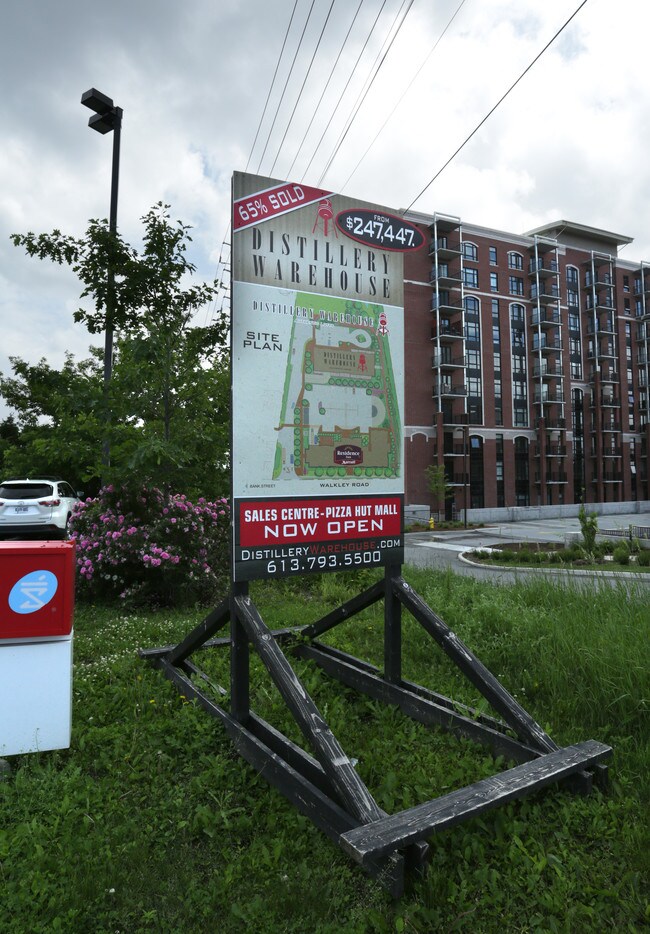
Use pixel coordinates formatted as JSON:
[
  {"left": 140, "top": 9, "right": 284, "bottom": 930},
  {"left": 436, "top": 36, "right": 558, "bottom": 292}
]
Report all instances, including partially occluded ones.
[{"left": 0, "top": 541, "right": 75, "bottom": 756}]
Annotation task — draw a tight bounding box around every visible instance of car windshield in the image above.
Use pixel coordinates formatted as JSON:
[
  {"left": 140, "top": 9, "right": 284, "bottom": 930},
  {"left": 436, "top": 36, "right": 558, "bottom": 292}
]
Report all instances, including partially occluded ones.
[{"left": 0, "top": 483, "right": 54, "bottom": 500}]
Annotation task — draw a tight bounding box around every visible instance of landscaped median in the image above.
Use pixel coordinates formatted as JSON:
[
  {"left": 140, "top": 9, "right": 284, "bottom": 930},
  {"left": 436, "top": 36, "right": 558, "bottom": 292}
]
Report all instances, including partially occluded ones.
[{"left": 463, "top": 538, "right": 650, "bottom": 575}]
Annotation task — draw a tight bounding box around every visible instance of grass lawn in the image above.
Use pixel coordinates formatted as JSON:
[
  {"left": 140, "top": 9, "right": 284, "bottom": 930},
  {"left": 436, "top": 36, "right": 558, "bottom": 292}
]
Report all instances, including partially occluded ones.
[{"left": 1, "top": 567, "right": 648, "bottom": 932}]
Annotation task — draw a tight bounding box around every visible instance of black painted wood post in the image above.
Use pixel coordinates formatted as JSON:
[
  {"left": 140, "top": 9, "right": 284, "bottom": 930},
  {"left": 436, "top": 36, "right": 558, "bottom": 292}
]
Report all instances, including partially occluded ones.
[
  {"left": 383, "top": 565, "right": 402, "bottom": 683},
  {"left": 230, "top": 582, "right": 250, "bottom": 722}
]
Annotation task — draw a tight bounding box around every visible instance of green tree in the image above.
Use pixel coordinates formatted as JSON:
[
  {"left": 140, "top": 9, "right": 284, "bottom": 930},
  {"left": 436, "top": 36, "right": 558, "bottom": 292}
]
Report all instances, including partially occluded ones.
[
  {"left": 6, "top": 204, "right": 229, "bottom": 498},
  {"left": 0, "top": 353, "right": 103, "bottom": 491},
  {"left": 425, "top": 463, "right": 453, "bottom": 517}
]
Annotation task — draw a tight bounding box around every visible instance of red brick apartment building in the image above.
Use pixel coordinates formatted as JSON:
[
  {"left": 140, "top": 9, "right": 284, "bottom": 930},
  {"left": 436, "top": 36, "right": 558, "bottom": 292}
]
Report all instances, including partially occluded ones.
[{"left": 402, "top": 215, "right": 650, "bottom": 517}]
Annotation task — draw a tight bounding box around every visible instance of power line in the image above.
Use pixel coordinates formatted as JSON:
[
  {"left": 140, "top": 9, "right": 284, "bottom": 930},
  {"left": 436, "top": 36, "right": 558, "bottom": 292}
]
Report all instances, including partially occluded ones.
[
  {"left": 255, "top": 0, "right": 318, "bottom": 175},
  {"left": 342, "top": 0, "right": 468, "bottom": 190},
  {"left": 269, "top": 0, "right": 338, "bottom": 177},
  {"left": 300, "top": 0, "right": 389, "bottom": 182},
  {"left": 286, "top": 0, "right": 365, "bottom": 179},
  {"left": 404, "top": 0, "right": 591, "bottom": 213},
  {"left": 317, "top": 0, "right": 416, "bottom": 187},
  {"left": 245, "top": 0, "right": 300, "bottom": 172}
]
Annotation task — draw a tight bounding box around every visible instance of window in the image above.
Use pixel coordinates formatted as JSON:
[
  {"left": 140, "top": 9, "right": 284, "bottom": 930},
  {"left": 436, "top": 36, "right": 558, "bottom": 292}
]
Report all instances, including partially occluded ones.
[
  {"left": 491, "top": 298, "right": 499, "bottom": 319},
  {"left": 465, "top": 321, "right": 480, "bottom": 341},
  {"left": 509, "top": 276, "right": 524, "bottom": 296},
  {"left": 624, "top": 275, "right": 630, "bottom": 293},
  {"left": 512, "top": 355, "right": 526, "bottom": 374},
  {"left": 566, "top": 266, "right": 578, "bottom": 285},
  {"left": 492, "top": 325, "right": 501, "bottom": 346},
  {"left": 463, "top": 268, "right": 478, "bottom": 288},
  {"left": 567, "top": 289, "right": 579, "bottom": 308},
  {"left": 467, "top": 376, "right": 482, "bottom": 396},
  {"left": 513, "top": 381, "right": 527, "bottom": 399},
  {"left": 494, "top": 351, "right": 501, "bottom": 372},
  {"left": 568, "top": 312, "right": 580, "bottom": 331},
  {"left": 467, "top": 349, "right": 480, "bottom": 369},
  {"left": 490, "top": 272, "right": 498, "bottom": 292},
  {"left": 508, "top": 252, "right": 523, "bottom": 270},
  {"left": 571, "top": 361, "right": 582, "bottom": 379},
  {"left": 510, "top": 303, "right": 525, "bottom": 322},
  {"left": 489, "top": 246, "right": 497, "bottom": 265},
  {"left": 463, "top": 241, "right": 478, "bottom": 261},
  {"left": 464, "top": 295, "right": 479, "bottom": 316},
  {"left": 511, "top": 330, "right": 525, "bottom": 348}
]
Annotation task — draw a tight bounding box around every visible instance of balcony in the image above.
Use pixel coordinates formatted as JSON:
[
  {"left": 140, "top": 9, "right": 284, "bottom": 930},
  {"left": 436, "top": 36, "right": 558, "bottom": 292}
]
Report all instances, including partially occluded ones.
[
  {"left": 534, "top": 390, "right": 564, "bottom": 404},
  {"left": 432, "top": 353, "right": 466, "bottom": 369},
  {"left": 531, "top": 309, "right": 561, "bottom": 327},
  {"left": 533, "top": 443, "right": 567, "bottom": 457},
  {"left": 602, "top": 446, "right": 622, "bottom": 458},
  {"left": 533, "top": 362, "right": 563, "bottom": 378},
  {"left": 530, "top": 284, "right": 561, "bottom": 303},
  {"left": 429, "top": 237, "right": 462, "bottom": 259},
  {"left": 542, "top": 417, "right": 567, "bottom": 430},
  {"left": 434, "top": 324, "right": 464, "bottom": 340},
  {"left": 433, "top": 383, "right": 467, "bottom": 398},
  {"left": 528, "top": 258, "right": 558, "bottom": 276},
  {"left": 431, "top": 295, "right": 463, "bottom": 313},
  {"left": 532, "top": 336, "right": 561, "bottom": 353},
  {"left": 430, "top": 265, "right": 462, "bottom": 286},
  {"left": 534, "top": 472, "right": 568, "bottom": 484}
]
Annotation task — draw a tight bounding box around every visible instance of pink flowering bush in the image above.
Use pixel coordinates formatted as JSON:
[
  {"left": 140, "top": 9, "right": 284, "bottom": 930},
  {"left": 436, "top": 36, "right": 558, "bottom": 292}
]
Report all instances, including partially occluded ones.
[{"left": 69, "top": 485, "right": 230, "bottom": 607}]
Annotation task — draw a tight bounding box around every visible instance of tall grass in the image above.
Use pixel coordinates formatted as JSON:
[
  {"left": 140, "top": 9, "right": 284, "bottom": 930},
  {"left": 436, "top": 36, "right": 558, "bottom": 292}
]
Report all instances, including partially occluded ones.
[{"left": 0, "top": 569, "right": 648, "bottom": 932}]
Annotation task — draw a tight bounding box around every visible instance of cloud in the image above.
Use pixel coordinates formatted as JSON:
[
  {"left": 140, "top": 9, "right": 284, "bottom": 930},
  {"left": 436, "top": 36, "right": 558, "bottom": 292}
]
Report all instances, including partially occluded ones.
[{"left": 2, "top": 0, "right": 650, "bottom": 422}]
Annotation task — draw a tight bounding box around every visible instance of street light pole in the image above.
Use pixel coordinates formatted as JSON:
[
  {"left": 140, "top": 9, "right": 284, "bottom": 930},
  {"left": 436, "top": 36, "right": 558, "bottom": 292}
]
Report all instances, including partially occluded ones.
[{"left": 81, "top": 88, "right": 123, "bottom": 482}]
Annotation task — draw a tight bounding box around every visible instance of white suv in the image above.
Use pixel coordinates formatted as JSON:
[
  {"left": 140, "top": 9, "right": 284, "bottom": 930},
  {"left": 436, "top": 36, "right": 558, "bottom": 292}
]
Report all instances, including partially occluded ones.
[{"left": 0, "top": 478, "right": 81, "bottom": 539}]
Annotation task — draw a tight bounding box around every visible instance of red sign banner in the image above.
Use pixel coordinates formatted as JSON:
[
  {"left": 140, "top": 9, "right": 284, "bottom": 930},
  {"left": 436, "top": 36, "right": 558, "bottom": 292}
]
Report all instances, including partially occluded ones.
[
  {"left": 233, "top": 181, "right": 334, "bottom": 231},
  {"left": 239, "top": 496, "right": 401, "bottom": 546}
]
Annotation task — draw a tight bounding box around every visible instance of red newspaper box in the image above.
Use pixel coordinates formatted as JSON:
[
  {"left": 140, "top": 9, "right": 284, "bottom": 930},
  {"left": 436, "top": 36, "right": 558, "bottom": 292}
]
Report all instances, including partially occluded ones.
[
  {"left": 0, "top": 541, "right": 76, "bottom": 756},
  {"left": 0, "top": 541, "right": 75, "bottom": 640}
]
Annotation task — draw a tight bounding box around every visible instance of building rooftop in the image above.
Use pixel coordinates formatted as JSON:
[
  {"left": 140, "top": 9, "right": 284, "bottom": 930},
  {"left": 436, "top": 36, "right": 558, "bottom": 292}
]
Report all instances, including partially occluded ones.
[{"left": 525, "top": 220, "right": 634, "bottom": 254}]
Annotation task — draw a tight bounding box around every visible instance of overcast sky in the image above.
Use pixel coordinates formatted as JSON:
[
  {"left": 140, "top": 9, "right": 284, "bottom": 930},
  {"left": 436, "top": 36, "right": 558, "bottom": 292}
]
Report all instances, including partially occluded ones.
[{"left": 1, "top": 0, "right": 649, "bottom": 420}]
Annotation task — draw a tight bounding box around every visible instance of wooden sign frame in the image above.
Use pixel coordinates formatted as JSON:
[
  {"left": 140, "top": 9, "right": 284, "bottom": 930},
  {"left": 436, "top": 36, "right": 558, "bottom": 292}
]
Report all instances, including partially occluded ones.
[{"left": 141, "top": 567, "right": 611, "bottom": 897}]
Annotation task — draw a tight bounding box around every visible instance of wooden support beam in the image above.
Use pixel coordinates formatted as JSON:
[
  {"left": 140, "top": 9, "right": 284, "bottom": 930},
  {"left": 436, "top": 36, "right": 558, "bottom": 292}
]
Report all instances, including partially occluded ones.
[
  {"left": 143, "top": 598, "right": 231, "bottom": 666},
  {"left": 296, "top": 642, "right": 543, "bottom": 764},
  {"left": 230, "top": 583, "right": 250, "bottom": 722},
  {"left": 341, "top": 739, "right": 612, "bottom": 866},
  {"left": 146, "top": 654, "right": 406, "bottom": 896},
  {"left": 301, "top": 579, "right": 384, "bottom": 640},
  {"left": 234, "top": 593, "right": 385, "bottom": 826},
  {"left": 383, "top": 564, "right": 402, "bottom": 683},
  {"left": 393, "top": 576, "right": 558, "bottom": 755}
]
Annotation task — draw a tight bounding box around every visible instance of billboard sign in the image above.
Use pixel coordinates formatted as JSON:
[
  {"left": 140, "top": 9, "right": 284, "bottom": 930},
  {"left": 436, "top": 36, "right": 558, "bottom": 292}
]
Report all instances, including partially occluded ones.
[{"left": 231, "top": 172, "right": 421, "bottom": 580}]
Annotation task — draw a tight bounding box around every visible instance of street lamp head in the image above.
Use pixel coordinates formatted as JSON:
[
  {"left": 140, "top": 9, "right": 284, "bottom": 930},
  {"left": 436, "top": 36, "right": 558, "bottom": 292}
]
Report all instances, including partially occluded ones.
[
  {"left": 81, "top": 88, "right": 114, "bottom": 114},
  {"left": 88, "top": 111, "right": 118, "bottom": 135}
]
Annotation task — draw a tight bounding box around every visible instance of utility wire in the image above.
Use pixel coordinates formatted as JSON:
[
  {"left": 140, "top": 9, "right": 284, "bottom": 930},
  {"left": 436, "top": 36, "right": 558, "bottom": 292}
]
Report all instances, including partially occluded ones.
[
  {"left": 269, "top": 0, "right": 338, "bottom": 177},
  {"left": 404, "top": 0, "right": 591, "bottom": 213},
  {"left": 256, "top": 0, "right": 318, "bottom": 175},
  {"left": 342, "top": 0, "right": 467, "bottom": 190},
  {"left": 245, "top": 0, "right": 300, "bottom": 172},
  {"left": 317, "top": 0, "right": 416, "bottom": 187},
  {"left": 301, "top": 0, "right": 389, "bottom": 182},
  {"left": 286, "top": 0, "right": 365, "bottom": 179}
]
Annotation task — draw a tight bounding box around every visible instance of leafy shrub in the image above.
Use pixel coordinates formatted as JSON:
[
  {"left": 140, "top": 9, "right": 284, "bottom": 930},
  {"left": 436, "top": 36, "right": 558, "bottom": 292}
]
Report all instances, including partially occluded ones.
[
  {"left": 613, "top": 544, "right": 630, "bottom": 566},
  {"left": 578, "top": 503, "right": 599, "bottom": 553},
  {"left": 637, "top": 549, "right": 650, "bottom": 567},
  {"left": 495, "top": 549, "right": 515, "bottom": 562},
  {"left": 69, "top": 484, "right": 230, "bottom": 606},
  {"left": 517, "top": 549, "right": 532, "bottom": 563}
]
